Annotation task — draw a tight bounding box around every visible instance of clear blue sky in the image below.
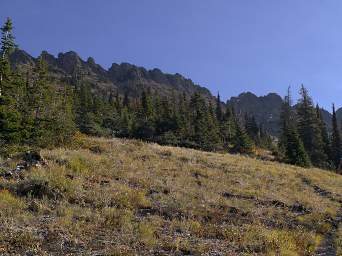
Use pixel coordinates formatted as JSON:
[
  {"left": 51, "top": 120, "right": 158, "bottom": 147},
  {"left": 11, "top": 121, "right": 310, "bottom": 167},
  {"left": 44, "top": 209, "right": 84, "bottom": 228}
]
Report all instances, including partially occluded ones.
[{"left": 1, "top": 0, "right": 342, "bottom": 110}]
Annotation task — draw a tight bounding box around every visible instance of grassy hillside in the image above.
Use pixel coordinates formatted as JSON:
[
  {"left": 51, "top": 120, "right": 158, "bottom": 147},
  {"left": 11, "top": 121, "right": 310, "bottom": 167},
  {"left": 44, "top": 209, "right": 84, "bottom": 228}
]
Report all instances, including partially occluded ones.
[{"left": 1, "top": 136, "right": 342, "bottom": 255}]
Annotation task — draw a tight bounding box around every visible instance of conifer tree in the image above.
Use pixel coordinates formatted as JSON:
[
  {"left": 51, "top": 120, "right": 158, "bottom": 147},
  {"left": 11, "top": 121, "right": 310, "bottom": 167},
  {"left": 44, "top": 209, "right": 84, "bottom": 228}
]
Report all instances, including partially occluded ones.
[
  {"left": 220, "top": 106, "right": 236, "bottom": 149},
  {"left": 316, "top": 104, "right": 331, "bottom": 167},
  {"left": 189, "top": 92, "right": 210, "bottom": 149},
  {"left": 134, "top": 90, "right": 155, "bottom": 139},
  {"left": 331, "top": 104, "right": 341, "bottom": 170},
  {"left": 0, "top": 17, "right": 21, "bottom": 145},
  {"left": 245, "top": 113, "right": 259, "bottom": 142},
  {"left": 279, "top": 87, "right": 310, "bottom": 167},
  {"left": 206, "top": 101, "right": 221, "bottom": 150},
  {"left": 0, "top": 18, "right": 16, "bottom": 96},
  {"left": 297, "top": 85, "right": 327, "bottom": 167},
  {"left": 232, "top": 120, "right": 254, "bottom": 155},
  {"left": 215, "top": 92, "right": 223, "bottom": 122}
]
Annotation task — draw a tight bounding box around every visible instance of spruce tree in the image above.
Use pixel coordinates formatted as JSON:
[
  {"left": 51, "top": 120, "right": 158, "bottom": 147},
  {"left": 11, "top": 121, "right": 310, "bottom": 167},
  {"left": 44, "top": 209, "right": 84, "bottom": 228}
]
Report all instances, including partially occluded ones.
[
  {"left": 232, "top": 121, "right": 254, "bottom": 155},
  {"left": 331, "top": 104, "right": 342, "bottom": 170},
  {"left": 316, "top": 104, "right": 331, "bottom": 168},
  {"left": 134, "top": 90, "right": 155, "bottom": 139},
  {"left": 0, "top": 18, "right": 16, "bottom": 96},
  {"left": 279, "top": 87, "right": 310, "bottom": 167},
  {"left": 215, "top": 92, "right": 223, "bottom": 122},
  {"left": 189, "top": 92, "right": 210, "bottom": 149},
  {"left": 297, "top": 85, "right": 327, "bottom": 167},
  {"left": 220, "top": 106, "right": 236, "bottom": 149},
  {"left": 0, "top": 17, "right": 21, "bottom": 146},
  {"left": 206, "top": 101, "right": 221, "bottom": 150},
  {"left": 245, "top": 113, "right": 259, "bottom": 142}
]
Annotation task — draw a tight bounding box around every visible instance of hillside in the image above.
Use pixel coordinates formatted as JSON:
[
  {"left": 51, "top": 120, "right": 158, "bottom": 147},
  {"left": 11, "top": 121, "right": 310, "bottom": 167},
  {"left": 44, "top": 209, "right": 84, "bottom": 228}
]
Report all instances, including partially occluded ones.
[{"left": 1, "top": 137, "right": 342, "bottom": 255}]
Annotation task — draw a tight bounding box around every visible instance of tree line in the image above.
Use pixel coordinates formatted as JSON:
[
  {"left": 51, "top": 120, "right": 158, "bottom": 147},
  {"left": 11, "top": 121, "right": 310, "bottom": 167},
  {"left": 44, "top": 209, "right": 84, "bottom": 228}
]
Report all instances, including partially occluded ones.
[
  {"left": 0, "top": 18, "right": 341, "bottom": 173},
  {"left": 279, "top": 86, "right": 341, "bottom": 171}
]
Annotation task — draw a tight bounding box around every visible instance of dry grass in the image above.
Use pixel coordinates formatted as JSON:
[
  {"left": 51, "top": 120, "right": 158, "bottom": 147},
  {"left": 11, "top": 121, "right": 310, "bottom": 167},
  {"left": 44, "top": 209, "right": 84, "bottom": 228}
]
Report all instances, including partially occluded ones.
[{"left": 1, "top": 136, "right": 342, "bottom": 255}]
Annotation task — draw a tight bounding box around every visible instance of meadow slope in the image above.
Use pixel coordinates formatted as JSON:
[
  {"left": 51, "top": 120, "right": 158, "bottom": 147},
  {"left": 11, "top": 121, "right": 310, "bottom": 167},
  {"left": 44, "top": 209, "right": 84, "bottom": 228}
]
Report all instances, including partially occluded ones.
[{"left": 1, "top": 136, "right": 342, "bottom": 255}]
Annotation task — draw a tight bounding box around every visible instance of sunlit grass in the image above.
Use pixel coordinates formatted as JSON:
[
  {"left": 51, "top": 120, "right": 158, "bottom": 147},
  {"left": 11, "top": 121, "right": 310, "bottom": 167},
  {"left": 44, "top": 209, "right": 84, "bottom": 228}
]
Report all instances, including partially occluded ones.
[{"left": 0, "top": 136, "right": 341, "bottom": 254}]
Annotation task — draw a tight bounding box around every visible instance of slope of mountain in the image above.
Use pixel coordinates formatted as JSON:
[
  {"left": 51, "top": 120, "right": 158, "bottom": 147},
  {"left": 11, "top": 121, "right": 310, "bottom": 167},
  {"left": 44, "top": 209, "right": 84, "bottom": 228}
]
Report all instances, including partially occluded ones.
[{"left": 1, "top": 137, "right": 342, "bottom": 255}]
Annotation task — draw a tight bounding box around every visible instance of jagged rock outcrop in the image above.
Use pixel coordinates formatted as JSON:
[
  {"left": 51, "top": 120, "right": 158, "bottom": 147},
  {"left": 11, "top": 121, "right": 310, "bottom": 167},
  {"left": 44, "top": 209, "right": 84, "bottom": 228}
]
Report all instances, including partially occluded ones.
[
  {"left": 227, "top": 92, "right": 283, "bottom": 136},
  {"left": 11, "top": 49, "right": 213, "bottom": 100}
]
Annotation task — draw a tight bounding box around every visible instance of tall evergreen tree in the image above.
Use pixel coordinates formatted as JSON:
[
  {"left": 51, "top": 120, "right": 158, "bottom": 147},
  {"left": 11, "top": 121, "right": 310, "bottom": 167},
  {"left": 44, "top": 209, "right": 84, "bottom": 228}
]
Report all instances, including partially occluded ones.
[
  {"left": 331, "top": 104, "right": 342, "bottom": 170},
  {"left": 245, "top": 113, "right": 259, "bottom": 142},
  {"left": 0, "top": 17, "right": 16, "bottom": 96},
  {"left": 316, "top": 104, "right": 331, "bottom": 168},
  {"left": 279, "top": 87, "right": 310, "bottom": 167},
  {"left": 297, "top": 85, "right": 327, "bottom": 167},
  {"left": 215, "top": 92, "right": 223, "bottom": 122},
  {"left": 0, "top": 17, "right": 21, "bottom": 146},
  {"left": 232, "top": 120, "right": 254, "bottom": 155}
]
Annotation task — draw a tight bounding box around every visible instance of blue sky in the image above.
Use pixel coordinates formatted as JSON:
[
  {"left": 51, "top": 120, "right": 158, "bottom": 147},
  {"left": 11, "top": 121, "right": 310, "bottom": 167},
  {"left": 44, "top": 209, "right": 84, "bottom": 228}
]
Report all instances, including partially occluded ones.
[{"left": 1, "top": 0, "right": 342, "bottom": 110}]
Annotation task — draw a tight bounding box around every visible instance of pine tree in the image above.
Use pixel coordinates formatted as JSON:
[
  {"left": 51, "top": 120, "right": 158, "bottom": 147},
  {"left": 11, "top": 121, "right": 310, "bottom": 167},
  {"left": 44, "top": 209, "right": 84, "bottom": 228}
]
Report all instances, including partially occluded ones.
[
  {"left": 26, "top": 57, "right": 56, "bottom": 145},
  {"left": 134, "top": 90, "right": 155, "bottom": 139},
  {"left": 244, "top": 113, "right": 259, "bottom": 142},
  {"left": 331, "top": 104, "right": 341, "bottom": 170},
  {"left": 0, "top": 17, "right": 21, "bottom": 146},
  {"left": 279, "top": 87, "right": 310, "bottom": 167},
  {"left": 232, "top": 120, "right": 254, "bottom": 155},
  {"left": 283, "top": 128, "right": 310, "bottom": 167},
  {"left": 206, "top": 101, "right": 221, "bottom": 150},
  {"left": 220, "top": 106, "right": 236, "bottom": 149},
  {"left": 297, "top": 85, "right": 327, "bottom": 167},
  {"left": 189, "top": 92, "right": 209, "bottom": 149},
  {"left": 0, "top": 17, "right": 16, "bottom": 96},
  {"left": 215, "top": 92, "right": 223, "bottom": 122},
  {"left": 316, "top": 104, "right": 331, "bottom": 168}
]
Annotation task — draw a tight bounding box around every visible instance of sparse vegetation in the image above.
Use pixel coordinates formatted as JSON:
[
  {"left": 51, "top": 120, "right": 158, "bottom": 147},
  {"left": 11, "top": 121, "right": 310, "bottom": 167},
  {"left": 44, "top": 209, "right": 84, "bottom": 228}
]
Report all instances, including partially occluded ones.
[{"left": 1, "top": 136, "right": 342, "bottom": 255}]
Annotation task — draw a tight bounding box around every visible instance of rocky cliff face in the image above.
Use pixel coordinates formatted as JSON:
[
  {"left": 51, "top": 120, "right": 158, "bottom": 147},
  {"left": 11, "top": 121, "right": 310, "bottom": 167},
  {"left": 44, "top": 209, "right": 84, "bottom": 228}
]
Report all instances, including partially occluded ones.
[
  {"left": 227, "top": 92, "right": 283, "bottom": 136},
  {"left": 10, "top": 49, "right": 340, "bottom": 137},
  {"left": 11, "top": 49, "right": 213, "bottom": 100}
]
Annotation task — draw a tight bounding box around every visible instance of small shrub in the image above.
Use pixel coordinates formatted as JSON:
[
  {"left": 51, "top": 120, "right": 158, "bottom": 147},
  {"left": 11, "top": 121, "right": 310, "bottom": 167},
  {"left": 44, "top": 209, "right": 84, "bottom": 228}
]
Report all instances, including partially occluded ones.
[
  {"left": 103, "top": 207, "right": 133, "bottom": 231},
  {"left": 137, "top": 221, "right": 156, "bottom": 248},
  {"left": 0, "top": 189, "right": 25, "bottom": 217},
  {"left": 67, "top": 156, "right": 90, "bottom": 176}
]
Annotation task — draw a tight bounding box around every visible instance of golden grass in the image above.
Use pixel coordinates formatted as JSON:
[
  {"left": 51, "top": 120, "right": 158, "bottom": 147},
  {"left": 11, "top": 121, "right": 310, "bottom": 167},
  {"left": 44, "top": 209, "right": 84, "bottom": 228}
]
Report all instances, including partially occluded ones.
[{"left": 0, "top": 136, "right": 342, "bottom": 255}]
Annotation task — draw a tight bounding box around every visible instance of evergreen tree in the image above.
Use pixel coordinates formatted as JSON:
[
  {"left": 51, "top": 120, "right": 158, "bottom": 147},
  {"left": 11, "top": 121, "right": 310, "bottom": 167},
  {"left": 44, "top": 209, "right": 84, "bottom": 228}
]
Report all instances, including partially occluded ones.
[
  {"left": 0, "top": 17, "right": 16, "bottom": 96},
  {"left": 0, "top": 17, "right": 21, "bottom": 145},
  {"left": 232, "top": 120, "right": 254, "bottom": 155},
  {"left": 279, "top": 87, "right": 310, "bottom": 167},
  {"left": 283, "top": 128, "right": 310, "bottom": 167},
  {"left": 244, "top": 113, "right": 259, "bottom": 142},
  {"left": 316, "top": 104, "right": 331, "bottom": 167},
  {"left": 331, "top": 104, "right": 342, "bottom": 170},
  {"left": 215, "top": 92, "right": 223, "bottom": 122},
  {"left": 189, "top": 92, "right": 210, "bottom": 149},
  {"left": 297, "top": 85, "right": 327, "bottom": 167},
  {"left": 206, "top": 101, "right": 221, "bottom": 150},
  {"left": 220, "top": 106, "right": 236, "bottom": 149},
  {"left": 133, "top": 90, "right": 155, "bottom": 139}
]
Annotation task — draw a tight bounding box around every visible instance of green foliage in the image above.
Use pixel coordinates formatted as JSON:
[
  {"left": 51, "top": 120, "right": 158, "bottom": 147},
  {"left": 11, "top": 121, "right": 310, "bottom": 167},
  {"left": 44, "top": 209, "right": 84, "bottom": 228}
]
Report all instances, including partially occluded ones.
[
  {"left": 279, "top": 87, "right": 310, "bottom": 168},
  {"left": 231, "top": 122, "right": 254, "bottom": 155},
  {"left": 296, "top": 85, "right": 327, "bottom": 167},
  {"left": 331, "top": 104, "right": 341, "bottom": 170}
]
